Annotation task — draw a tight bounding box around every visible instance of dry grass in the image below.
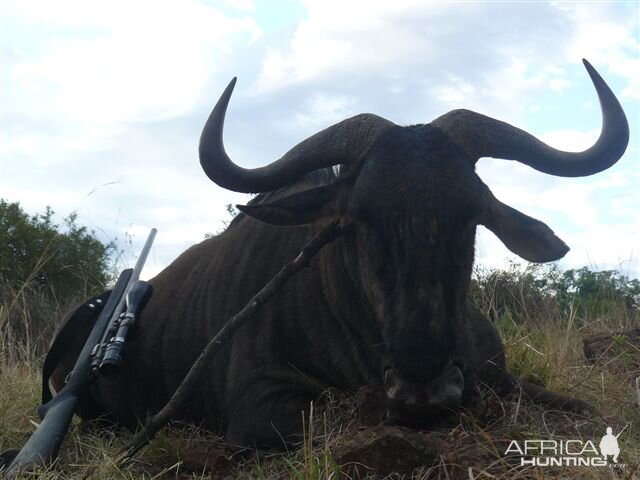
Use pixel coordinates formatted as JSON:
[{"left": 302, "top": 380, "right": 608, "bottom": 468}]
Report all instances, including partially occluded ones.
[{"left": 2, "top": 266, "right": 640, "bottom": 479}]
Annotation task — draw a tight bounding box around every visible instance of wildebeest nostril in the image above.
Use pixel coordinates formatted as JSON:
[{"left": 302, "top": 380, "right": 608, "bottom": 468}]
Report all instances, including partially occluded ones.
[
  {"left": 384, "top": 365, "right": 465, "bottom": 427},
  {"left": 428, "top": 364, "right": 464, "bottom": 406},
  {"left": 383, "top": 368, "right": 404, "bottom": 401},
  {"left": 384, "top": 365, "right": 464, "bottom": 408}
]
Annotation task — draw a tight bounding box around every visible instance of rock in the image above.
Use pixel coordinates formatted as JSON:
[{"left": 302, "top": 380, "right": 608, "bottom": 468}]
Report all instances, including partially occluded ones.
[
  {"left": 583, "top": 327, "right": 640, "bottom": 369},
  {"left": 175, "top": 442, "right": 234, "bottom": 476},
  {"left": 354, "top": 384, "right": 461, "bottom": 429},
  {"left": 331, "top": 425, "right": 446, "bottom": 477},
  {"left": 355, "top": 384, "right": 387, "bottom": 427}
]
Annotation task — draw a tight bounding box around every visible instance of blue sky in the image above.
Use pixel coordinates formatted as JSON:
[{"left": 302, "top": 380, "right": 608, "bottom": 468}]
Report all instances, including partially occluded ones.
[{"left": 1, "top": 0, "right": 638, "bottom": 279}]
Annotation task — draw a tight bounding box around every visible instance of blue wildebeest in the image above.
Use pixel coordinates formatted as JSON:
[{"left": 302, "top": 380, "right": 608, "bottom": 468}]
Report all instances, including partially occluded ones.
[{"left": 53, "top": 60, "right": 628, "bottom": 449}]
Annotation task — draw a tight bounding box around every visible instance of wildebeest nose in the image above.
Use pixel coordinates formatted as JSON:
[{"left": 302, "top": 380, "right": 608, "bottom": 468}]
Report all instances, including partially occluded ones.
[{"left": 384, "top": 364, "right": 464, "bottom": 424}]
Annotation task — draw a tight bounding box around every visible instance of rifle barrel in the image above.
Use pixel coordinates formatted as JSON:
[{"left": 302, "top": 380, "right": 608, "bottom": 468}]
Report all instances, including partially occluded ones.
[
  {"left": 5, "top": 228, "right": 158, "bottom": 477},
  {"left": 93, "top": 228, "right": 158, "bottom": 371}
]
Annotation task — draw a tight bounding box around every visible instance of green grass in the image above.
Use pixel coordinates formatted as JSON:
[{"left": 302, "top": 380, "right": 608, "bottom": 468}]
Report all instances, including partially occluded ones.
[{"left": 2, "top": 265, "right": 640, "bottom": 479}]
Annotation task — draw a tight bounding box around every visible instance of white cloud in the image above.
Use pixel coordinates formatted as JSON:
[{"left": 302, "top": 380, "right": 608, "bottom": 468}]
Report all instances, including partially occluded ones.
[
  {"left": 553, "top": 1, "right": 640, "bottom": 100},
  {"left": 250, "top": 1, "right": 637, "bottom": 128},
  {"left": 294, "top": 93, "right": 356, "bottom": 128},
  {"left": 223, "top": 0, "right": 256, "bottom": 12},
  {"left": 1, "top": 0, "right": 637, "bottom": 280},
  {"left": 430, "top": 74, "right": 476, "bottom": 105},
  {"left": 1, "top": 0, "right": 261, "bottom": 264},
  {"left": 253, "top": 0, "right": 477, "bottom": 94},
  {"left": 562, "top": 223, "right": 639, "bottom": 275},
  {"left": 4, "top": 0, "right": 261, "bottom": 126},
  {"left": 539, "top": 128, "right": 600, "bottom": 153}
]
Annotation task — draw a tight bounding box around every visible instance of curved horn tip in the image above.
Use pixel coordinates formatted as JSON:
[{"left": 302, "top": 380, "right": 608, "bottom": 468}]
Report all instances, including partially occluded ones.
[
  {"left": 581, "top": 59, "right": 602, "bottom": 83},
  {"left": 222, "top": 77, "right": 238, "bottom": 98}
]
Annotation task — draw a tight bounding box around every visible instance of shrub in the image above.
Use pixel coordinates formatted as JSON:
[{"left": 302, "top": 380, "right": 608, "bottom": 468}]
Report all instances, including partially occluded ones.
[
  {"left": 471, "top": 262, "right": 639, "bottom": 328},
  {"left": 0, "top": 200, "right": 115, "bottom": 355}
]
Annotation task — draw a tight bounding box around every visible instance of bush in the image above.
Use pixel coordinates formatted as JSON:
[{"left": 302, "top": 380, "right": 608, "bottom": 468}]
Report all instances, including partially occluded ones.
[
  {"left": 471, "top": 262, "right": 640, "bottom": 328},
  {"left": 554, "top": 267, "right": 640, "bottom": 321},
  {"left": 0, "top": 200, "right": 115, "bottom": 354}
]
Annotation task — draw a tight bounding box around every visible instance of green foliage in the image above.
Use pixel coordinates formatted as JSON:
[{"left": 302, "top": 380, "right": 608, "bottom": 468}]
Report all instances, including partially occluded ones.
[
  {"left": 0, "top": 200, "right": 115, "bottom": 353},
  {"left": 472, "top": 262, "right": 640, "bottom": 326},
  {"left": 470, "top": 262, "right": 552, "bottom": 323},
  {"left": 553, "top": 266, "right": 640, "bottom": 320},
  {"left": 0, "top": 200, "right": 114, "bottom": 301}
]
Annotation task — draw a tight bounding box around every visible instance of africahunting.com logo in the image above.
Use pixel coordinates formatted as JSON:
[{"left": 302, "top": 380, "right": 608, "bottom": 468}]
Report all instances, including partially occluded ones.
[{"left": 504, "top": 426, "right": 627, "bottom": 467}]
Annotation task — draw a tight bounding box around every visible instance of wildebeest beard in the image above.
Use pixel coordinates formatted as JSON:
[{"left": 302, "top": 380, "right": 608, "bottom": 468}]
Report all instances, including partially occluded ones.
[{"left": 368, "top": 211, "right": 476, "bottom": 384}]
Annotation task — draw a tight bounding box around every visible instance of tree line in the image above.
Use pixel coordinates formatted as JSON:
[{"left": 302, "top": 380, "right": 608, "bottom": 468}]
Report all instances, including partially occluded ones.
[{"left": 1, "top": 199, "right": 638, "bottom": 352}]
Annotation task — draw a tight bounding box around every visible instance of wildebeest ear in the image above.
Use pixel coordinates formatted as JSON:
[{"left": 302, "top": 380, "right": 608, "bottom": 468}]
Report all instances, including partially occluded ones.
[
  {"left": 481, "top": 195, "right": 569, "bottom": 262},
  {"left": 237, "top": 179, "right": 351, "bottom": 226}
]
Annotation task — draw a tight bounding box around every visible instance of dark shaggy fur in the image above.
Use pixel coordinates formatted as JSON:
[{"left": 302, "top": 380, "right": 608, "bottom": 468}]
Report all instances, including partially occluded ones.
[{"left": 52, "top": 124, "right": 591, "bottom": 450}]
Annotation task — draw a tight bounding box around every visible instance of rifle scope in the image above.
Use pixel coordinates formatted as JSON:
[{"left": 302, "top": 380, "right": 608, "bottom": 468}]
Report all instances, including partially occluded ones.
[{"left": 100, "top": 280, "right": 152, "bottom": 376}]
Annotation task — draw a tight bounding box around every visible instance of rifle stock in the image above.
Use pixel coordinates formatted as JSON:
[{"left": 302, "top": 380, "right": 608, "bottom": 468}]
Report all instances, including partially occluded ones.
[{"left": 4, "top": 268, "right": 132, "bottom": 477}]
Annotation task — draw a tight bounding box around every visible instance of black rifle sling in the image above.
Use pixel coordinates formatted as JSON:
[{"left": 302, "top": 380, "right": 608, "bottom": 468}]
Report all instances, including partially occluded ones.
[{"left": 40, "top": 290, "right": 111, "bottom": 406}]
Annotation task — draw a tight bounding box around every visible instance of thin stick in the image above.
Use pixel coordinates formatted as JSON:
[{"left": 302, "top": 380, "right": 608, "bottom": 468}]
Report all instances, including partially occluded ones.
[{"left": 115, "top": 222, "right": 344, "bottom": 465}]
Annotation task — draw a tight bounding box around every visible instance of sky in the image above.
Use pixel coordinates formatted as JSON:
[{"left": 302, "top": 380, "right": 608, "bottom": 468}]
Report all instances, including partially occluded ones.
[{"left": 1, "top": 0, "right": 639, "bottom": 280}]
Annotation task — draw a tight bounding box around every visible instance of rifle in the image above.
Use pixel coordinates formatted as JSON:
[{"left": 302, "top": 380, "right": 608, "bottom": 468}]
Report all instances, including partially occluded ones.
[{"left": 3, "top": 228, "right": 157, "bottom": 477}]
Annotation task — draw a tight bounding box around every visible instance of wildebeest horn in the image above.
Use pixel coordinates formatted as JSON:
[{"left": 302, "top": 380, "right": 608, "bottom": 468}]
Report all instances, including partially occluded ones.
[
  {"left": 199, "top": 78, "right": 395, "bottom": 193},
  {"left": 432, "top": 59, "right": 629, "bottom": 177}
]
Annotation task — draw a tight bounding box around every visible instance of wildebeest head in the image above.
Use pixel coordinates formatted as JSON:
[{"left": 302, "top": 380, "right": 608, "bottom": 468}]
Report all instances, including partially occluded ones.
[{"left": 198, "top": 60, "right": 628, "bottom": 423}]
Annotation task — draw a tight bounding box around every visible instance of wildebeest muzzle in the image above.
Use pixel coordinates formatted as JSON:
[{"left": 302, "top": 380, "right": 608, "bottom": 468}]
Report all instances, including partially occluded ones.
[{"left": 383, "top": 361, "right": 464, "bottom": 426}]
